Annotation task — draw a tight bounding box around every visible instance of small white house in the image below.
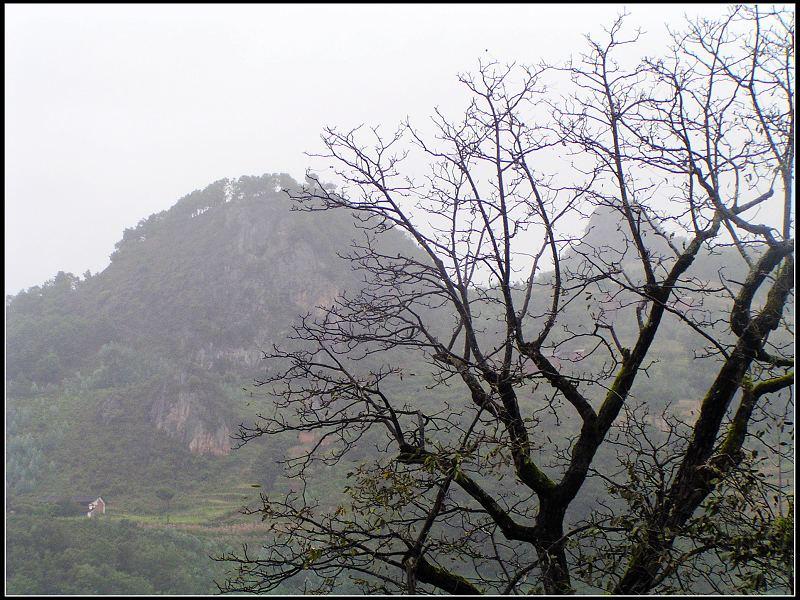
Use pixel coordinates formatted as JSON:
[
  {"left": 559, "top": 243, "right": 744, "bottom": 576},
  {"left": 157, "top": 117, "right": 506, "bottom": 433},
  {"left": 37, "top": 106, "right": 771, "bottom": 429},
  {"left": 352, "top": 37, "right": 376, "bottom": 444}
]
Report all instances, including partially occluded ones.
[{"left": 73, "top": 496, "right": 106, "bottom": 517}]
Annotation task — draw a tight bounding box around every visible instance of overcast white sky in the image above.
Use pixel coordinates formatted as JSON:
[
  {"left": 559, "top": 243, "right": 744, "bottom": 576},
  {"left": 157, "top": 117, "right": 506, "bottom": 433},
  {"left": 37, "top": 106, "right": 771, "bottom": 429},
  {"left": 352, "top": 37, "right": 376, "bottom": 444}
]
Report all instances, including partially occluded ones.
[{"left": 6, "top": 3, "right": 736, "bottom": 294}]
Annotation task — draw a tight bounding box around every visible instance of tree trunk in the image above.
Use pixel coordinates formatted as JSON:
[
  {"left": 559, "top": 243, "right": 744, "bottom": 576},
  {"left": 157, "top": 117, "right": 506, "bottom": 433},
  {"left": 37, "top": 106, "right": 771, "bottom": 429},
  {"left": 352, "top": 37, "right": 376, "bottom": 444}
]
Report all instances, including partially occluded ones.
[{"left": 536, "top": 503, "right": 573, "bottom": 594}]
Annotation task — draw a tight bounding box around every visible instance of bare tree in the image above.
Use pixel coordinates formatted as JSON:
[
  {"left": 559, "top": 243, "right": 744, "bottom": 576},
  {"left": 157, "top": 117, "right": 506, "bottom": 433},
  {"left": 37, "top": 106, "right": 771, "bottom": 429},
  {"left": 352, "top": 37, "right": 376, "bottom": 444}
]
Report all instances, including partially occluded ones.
[{"left": 218, "top": 7, "right": 793, "bottom": 595}]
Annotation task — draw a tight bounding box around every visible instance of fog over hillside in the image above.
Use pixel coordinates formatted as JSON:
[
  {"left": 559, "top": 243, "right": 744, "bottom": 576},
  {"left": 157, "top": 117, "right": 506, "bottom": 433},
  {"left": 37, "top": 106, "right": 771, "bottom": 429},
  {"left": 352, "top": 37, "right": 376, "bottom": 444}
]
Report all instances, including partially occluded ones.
[
  {"left": 6, "top": 3, "right": 765, "bottom": 295},
  {"left": 6, "top": 3, "right": 793, "bottom": 597}
]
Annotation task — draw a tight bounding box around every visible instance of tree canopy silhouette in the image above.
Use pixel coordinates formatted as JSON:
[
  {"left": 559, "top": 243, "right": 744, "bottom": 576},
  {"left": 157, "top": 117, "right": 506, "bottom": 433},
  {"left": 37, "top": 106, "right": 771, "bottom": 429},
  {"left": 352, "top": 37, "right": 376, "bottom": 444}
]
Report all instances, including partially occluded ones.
[{"left": 220, "top": 7, "right": 794, "bottom": 595}]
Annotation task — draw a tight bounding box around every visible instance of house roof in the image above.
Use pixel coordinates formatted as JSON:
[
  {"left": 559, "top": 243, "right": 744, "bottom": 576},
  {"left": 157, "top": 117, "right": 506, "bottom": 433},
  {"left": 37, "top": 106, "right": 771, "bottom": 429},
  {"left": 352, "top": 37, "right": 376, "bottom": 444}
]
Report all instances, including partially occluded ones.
[
  {"left": 43, "top": 494, "right": 106, "bottom": 505},
  {"left": 72, "top": 495, "right": 105, "bottom": 504}
]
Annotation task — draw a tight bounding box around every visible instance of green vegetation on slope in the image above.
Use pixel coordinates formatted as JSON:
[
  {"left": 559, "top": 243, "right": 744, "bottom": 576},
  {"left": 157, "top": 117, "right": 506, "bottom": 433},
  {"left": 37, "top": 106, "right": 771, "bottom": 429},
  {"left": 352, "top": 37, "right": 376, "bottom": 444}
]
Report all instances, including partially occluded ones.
[
  {"left": 5, "top": 514, "right": 233, "bottom": 595},
  {"left": 5, "top": 174, "right": 792, "bottom": 594}
]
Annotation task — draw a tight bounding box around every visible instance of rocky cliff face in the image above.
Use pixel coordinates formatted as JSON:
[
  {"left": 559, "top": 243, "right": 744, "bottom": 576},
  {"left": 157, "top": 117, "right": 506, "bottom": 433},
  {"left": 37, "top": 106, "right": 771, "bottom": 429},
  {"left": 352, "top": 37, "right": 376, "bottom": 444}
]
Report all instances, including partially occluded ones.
[{"left": 149, "top": 374, "right": 233, "bottom": 456}]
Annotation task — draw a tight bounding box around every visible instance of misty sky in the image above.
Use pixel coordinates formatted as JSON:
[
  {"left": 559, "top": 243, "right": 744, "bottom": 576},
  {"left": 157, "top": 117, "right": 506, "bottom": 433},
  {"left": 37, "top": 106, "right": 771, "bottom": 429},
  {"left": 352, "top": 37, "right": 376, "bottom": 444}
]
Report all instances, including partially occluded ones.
[{"left": 6, "top": 3, "right": 734, "bottom": 294}]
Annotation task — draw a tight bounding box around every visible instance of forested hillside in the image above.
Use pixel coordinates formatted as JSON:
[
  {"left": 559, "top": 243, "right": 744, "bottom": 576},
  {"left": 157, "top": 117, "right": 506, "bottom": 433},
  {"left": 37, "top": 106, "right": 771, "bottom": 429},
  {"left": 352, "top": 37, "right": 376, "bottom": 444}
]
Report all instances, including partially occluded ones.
[
  {"left": 6, "top": 173, "right": 422, "bottom": 594},
  {"left": 6, "top": 173, "right": 791, "bottom": 595},
  {"left": 6, "top": 173, "right": 415, "bottom": 497}
]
